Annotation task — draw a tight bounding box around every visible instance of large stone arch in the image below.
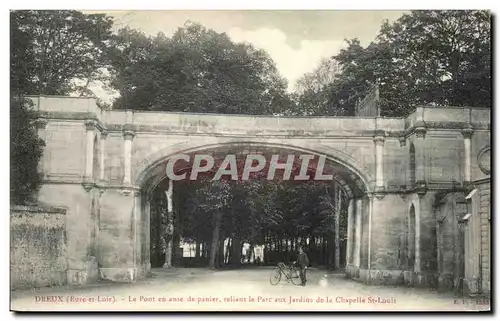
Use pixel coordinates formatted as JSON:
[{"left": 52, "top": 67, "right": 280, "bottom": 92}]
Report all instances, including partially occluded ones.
[
  {"left": 133, "top": 141, "right": 373, "bottom": 275},
  {"left": 134, "top": 141, "right": 374, "bottom": 196}
]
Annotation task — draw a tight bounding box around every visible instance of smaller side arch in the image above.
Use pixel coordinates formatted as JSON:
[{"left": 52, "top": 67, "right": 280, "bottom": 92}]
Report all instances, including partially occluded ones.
[
  {"left": 406, "top": 204, "right": 416, "bottom": 271},
  {"left": 409, "top": 142, "right": 416, "bottom": 187},
  {"left": 407, "top": 194, "right": 421, "bottom": 273},
  {"left": 92, "top": 134, "right": 99, "bottom": 181}
]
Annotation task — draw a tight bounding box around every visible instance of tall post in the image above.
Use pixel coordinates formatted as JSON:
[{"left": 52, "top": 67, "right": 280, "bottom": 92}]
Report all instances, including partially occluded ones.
[
  {"left": 145, "top": 200, "right": 151, "bottom": 275},
  {"left": 84, "top": 120, "right": 95, "bottom": 180},
  {"left": 464, "top": 189, "right": 480, "bottom": 295},
  {"left": 462, "top": 127, "right": 473, "bottom": 183},
  {"left": 346, "top": 199, "right": 354, "bottom": 265},
  {"left": 334, "top": 184, "right": 341, "bottom": 269},
  {"left": 413, "top": 111, "right": 428, "bottom": 186},
  {"left": 368, "top": 195, "right": 374, "bottom": 270},
  {"left": 99, "top": 131, "right": 107, "bottom": 181},
  {"left": 209, "top": 211, "right": 223, "bottom": 269},
  {"left": 132, "top": 191, "right": 141, "bottom": 277},
  {"left": 123, "top": 110, "right": 134, "bottom": 186},
  {"left": 373, "top": 132, "right": 385, "bottom": 191},
  {"left": 123, "top": 131, "right": 134, "bottom": 186},
  {"left": 354, "top": 198, "right": 363, "bottom": 267},
  {"left": 164, "top": 179, "right": 174, "bottom": 268}
]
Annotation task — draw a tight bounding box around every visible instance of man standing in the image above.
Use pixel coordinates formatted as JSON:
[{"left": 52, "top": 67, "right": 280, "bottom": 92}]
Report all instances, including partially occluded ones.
[{"left": 297, "top": 246, "right": 309, "bottom": 286}]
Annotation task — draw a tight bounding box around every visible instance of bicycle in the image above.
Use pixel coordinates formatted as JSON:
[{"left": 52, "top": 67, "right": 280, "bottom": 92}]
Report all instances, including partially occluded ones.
[{"left": 270, "top": 261, "right": 302, "bottom": 285}]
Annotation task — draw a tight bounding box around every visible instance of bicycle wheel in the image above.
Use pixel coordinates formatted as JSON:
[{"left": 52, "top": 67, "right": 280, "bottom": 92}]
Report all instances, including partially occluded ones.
[
  {"left": 270, "top": 268, "right": 282, "bottom": 285},
  {"left": 290, "top": 268, "right": 302, "bottom": 285}
]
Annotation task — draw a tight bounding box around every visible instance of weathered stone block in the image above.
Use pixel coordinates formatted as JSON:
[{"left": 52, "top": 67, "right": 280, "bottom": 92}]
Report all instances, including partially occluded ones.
[
  {"left": 67, "top": 256, "right": 98, "bottom": 286},
  {"left": 10, "top": 205, "right": 67, "bottom": 290},
  {"left": 97, "top": 188, "right": 140, "bottom": 281},
  {"left": 100, "top": 267, "right": 138, "bottom": 283},
  {"left": 369, "top": 194, "right": 406, "bottom": 270},
  {"left": 438, "top": 273, "right": 455, "bottom": 293},
  {"left": 37, "top": 183, "right": 93, "bottom": 271},
  {"left": 345, "top": 264, "right": 360, "bottom": 279},
  {"left": 368, "top": 269, "right": 404, "bottom": 286}
]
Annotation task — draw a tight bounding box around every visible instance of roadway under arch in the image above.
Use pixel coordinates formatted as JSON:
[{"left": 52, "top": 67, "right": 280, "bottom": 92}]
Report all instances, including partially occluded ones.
[{"left": 135, "top": 142, "right": 370, "bottom": 273}]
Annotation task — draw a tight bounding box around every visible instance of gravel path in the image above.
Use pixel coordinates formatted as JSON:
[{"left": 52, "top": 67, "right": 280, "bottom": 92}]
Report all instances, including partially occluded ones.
[{"left": 10, "top": 267, "right": 490, "bottom": 312}]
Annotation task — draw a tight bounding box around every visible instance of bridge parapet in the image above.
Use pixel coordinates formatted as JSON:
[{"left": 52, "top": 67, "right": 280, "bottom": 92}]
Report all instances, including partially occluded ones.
[
  {"left": 405, "top": 106, "right": 490, "bottom": 130},
  {"left": 27, "top": 96, "right": 490, "bottom": 137},
  {"left": 106, "top": 111, "right": 407, "bottom": 137},
  {"left": 29, "top": 95, "right": 102, "bottom": 115}
]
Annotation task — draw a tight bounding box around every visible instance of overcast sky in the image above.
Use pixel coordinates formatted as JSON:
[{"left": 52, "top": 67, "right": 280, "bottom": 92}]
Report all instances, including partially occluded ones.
[{"left": 87, "top": 10, "right": 406, "bottom": 100}]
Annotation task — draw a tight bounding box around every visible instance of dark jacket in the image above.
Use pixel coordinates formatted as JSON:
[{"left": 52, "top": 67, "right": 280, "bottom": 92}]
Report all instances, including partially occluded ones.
[{"left": 297, "top": 252, "right": 309, "bottom": 268}]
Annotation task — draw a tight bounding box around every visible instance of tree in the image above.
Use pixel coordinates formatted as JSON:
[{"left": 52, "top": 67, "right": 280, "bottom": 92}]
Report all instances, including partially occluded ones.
[
  {"left": 295, "top": 58, "right": 342, "bottom": 94},
  {"left": 10, "top": 96, "right": 45, "bottom": 204},
  {"left": 297, "top": 10, "right": 491, "bottom": 117},
  {"left": 108, "top": 21, "right": 294, "bottom": 115},
  {"left": 331, "top": 38, "right": 391, "bottom": 116},
  {"left": 376, "top": 10, "right": 491, "bottom": 112},
  {"left": 10, "top": 10, "right": 113, "bottom": 96},
  {"left": 291, "top": 58, "right": 343, "bottom": 116}
]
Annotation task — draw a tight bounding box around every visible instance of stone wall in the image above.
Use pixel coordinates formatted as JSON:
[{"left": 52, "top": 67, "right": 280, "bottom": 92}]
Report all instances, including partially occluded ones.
[
  {"left": 10, "top": 205, "right": 67, "bottom": 290},
  {"left": 477, "top": 180, "right": 490, "bottom": 294},
  {"left": 433, "top": 182, "right": 490, "bottom": 296},
  {"left": 37, "top": 184, "right": 99, "bottom": 286}
]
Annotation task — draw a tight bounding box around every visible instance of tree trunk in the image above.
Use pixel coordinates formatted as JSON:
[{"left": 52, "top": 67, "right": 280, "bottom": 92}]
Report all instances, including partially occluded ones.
[
  {"left": 228, "top": 238, "right": 233, "bottom": 264},
  {"left": 240, "top": 241, "right": 245, "bottom": 263},
  {"left": 217, "top": 235, "right": 225, "bottom": 268},
  {"left": 274, "top": 237, "right": 279, "bottom": 262},
  {"left": 209, "top": 211, "right": 222, "bottom": 269},
  {"left": 310, "top": 236, "right": 315, "bottom": 257},
  {"left": 155, "top": 199, "right": 162, "bottom": 267},
  {"left": 248, "top": 243, "right": 255, "bottom": 262},
  {"left": 327, "top": 235, "right": 334, "bottom": 268},
  {"left": 319, "top": 237, "right": 323, "bottom": 265},
  {"left": 232, "top": 236, "right": 242, "bottom": 267},
  {"left": 224, "top": 238, "right": 231, "bottom": 264},
  {"left": 334, "top": 183, "right": 341, "bottom": 270},
  {"left": 172, "top": 233, "right": 180, "bottom": 266},
  {"left": 163, "top": 179, "right": 174, "bottom": 268},
  {"left": 324, "top": 238, "right": 328, "bottom": 266},
  {"left": 195, "top": 241, "right": 200, "bottom": 258}
]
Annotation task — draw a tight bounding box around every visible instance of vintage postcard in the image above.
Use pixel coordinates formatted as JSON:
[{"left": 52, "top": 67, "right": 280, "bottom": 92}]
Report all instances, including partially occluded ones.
[{"left": 10, "top": 9, "right": 491, "bottom": 312}]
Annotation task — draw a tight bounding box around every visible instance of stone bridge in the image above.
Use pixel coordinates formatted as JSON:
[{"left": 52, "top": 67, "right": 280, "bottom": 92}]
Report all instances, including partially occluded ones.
[{"left": 29, "top": 96, "right": 490, "bottom": 295}]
